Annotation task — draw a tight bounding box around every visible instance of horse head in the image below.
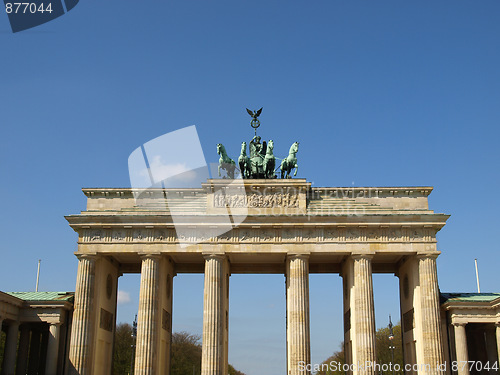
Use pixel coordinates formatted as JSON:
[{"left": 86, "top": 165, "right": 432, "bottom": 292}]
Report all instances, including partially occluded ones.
[
  {"left": 240, "top": 142, "right": 247, "bottom": 155},
  {"left": 217, "top": 143, "right": 224, "bottom": 156},
  {"left": 289, "top": 142, "right": 299, "bottom": 155}
]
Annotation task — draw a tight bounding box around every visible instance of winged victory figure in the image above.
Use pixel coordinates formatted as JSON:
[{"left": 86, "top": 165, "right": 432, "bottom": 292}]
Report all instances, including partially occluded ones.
[{"left": 246, "top": 107, "right": 263, "bottom": 120}]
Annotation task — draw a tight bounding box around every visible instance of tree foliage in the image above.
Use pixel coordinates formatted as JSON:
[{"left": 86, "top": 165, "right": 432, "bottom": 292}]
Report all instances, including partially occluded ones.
[
  {"left": 170, "top": 331, "right": 202, "bottom": 375},
  {"left": 0, "top": 330, "right": 6, "bottom": 371},
  {"left": 228, "top": 364, "right": 246, "bottom": 375},
  {"left": 315, "top": 322, "right": 404, "bottom": 375},
  {"left": 375, "top": 322, "right": 404, "bottom": 374},
  {"left": 113, "top": 323, "right": 134, "bottom": 375},
  {"left": 315, "top": 342, "right": 345, "bottom": 375},
  {"left": 112, "top": 326, "right": 246, "bottom": 375}
]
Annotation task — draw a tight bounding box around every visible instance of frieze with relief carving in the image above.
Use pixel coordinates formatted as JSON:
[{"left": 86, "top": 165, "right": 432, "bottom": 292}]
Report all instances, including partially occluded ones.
[
  {"left": 282, "top": 228, "right": 296, "bottom": 242},
  {"left": 80, "top": 226, "right": 436, "bottom": 244},
  {"left": 259, "top": 229, "right": 276, "bottom": 242}
]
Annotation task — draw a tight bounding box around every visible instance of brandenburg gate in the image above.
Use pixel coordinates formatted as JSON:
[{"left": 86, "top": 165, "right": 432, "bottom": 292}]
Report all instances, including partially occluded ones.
[{"left": 65, "top": 178, "right": 449, "bottom": 375}]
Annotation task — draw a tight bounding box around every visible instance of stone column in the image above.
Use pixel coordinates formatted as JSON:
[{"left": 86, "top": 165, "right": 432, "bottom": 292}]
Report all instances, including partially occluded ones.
[
  {"left": 453, "top": 323, "right": 469, "bottom": 375},
  {"left": 3, "top": 321, "right": 20, "bottom": 375},
  {"left": 135, "top": 254, "right": 160, "bottom": 375},
  {"left": 496, "top": 323, "right": 500, "bottom": 369},
  {"left": 201, "top": 254, "right": 227, "bottom": 375},
  {"left": 69, "top": 254, "right": 96, "bottom": 375},
  {"left": 286, "top": 254, "right": 311, "bottom": 375},
  {"left": 16, "top": 325, "right": 30, "bottom": 375},
  {"left": 45, "top": 323, "right": 61, "bottom": 375},
  {"left": 418, "top": 254, "right": 444, "bottom": 373},
  {"left": 352, "top": 254, "right": 376, "bottom": 375}
]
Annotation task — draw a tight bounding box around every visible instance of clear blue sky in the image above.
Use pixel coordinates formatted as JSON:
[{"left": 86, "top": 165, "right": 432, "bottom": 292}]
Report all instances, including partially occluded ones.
[{"left": 1, "top": 1, "right": 499, "bottom": 374}]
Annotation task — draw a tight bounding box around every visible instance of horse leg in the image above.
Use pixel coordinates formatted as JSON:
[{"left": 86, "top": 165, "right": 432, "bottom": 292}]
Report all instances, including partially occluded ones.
[
  {"left": 239, "top": 161, "right": 245, "bottom": 178},
  {"left": 294, "top": 164, "right": 298, "bottom": 176}
]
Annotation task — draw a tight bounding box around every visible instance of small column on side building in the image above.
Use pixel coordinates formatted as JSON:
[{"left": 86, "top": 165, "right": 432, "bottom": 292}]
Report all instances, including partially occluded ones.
[
  {"left": 16, "top": 324, "right": 30, "bottom": 375},
  {"left": 453, "top": 323, "right": 469, "bottom": 375},
  {"left": 45, "top": 323, "right": 61, "bottom": 375},
  {"left": 417, "top": 254, "right": 444, "bottom": 373},
  {"left": 286, "top": 254, "right": 311, "bottom": 375},
  {"left": 69, "top": 254, "right": 96, "bottom": 375},
  {"left": 201, "top": 253, "right": 229, "bottom": 375},
  {"left": 135, "top": 254, "right": 161, "bottom": 375},
  {"left": 496, "top": 323, "right": 500, "bottom": 370},
  {"left": 3, "top": 321, "right": 20, "bottom": 375}
]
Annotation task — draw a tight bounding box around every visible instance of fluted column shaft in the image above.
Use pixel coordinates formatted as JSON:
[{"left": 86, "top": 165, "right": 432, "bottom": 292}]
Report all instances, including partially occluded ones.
[
  {"left": 353, "top": 254, "right": 376, "bottom": 375},
  {"left": 45, "top": 323, "right": 61, "bottom": 375},
  {"left": 135, "top": 254, "right": 160, "bottom": 375},
  {"left": 69, "top": 254, "right": 96, "bottom": 375},
  {"left": 3, "top": 322, "right": 20, "bottom": 375},
  {"left": 201, "top": 254, "right": 226, "bottom": 375},
  {"left": 418, "top": 254, "right": 444, "bottom": 373},
  {"left": 286, "top": 254, "right": 311, "bottom": 375},
  {"left": 453, "top": 323, "right": 469, "bottom": 375},
  {"left": 496, "top": 323, "right": 500, "bottom": 369}
]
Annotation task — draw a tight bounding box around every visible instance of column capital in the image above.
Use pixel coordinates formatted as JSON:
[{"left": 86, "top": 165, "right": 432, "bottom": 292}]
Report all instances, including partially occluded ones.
[
  {"left": 452, "top": 322, "right": 467, "bottom": 327},
  {"left": 351, "top": 252, "right": 374, "bottom": 260},
  {"left": 75, "top": 253, "right": 97, "bottom": 261},
  {"left": 138, "top": 252, "right": 161, "bottom": 261},
  {"left": 416, "top": 252, "right": 440, "bottom": 260},
  {"left": 495, "top": 322, "right": 500, "bottom": 328},
  {"left": 202, "top": 252, "right": 226, "bottom": 261},
  {"left": 286, "top": 253, "right": 310, "bottom": 261}
]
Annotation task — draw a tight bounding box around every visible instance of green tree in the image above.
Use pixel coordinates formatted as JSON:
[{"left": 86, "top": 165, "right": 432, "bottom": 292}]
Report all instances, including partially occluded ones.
[
  {"left": 171, "top": 331, "right": 202, "bottom": 375},
  {"left": 112, "top": 327, "right": 246, "bottom": 375},
  {"left": 228, "top": 364, "right": 246, "bottom": 375},
  {"left": 315, "top": 322, "right": 404, "bottom": 375},
  {"left": 315, "top": 342, "right": 345, "bottom": 375},
  {"left": 375, "top": 322, "right": 404, "bottom": 375},
  {"left": 113, "top": 323, "right": 134, "bottom": 375},
  {"left": 0, "top": 330, "right": 6, "bottom": 371}
]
